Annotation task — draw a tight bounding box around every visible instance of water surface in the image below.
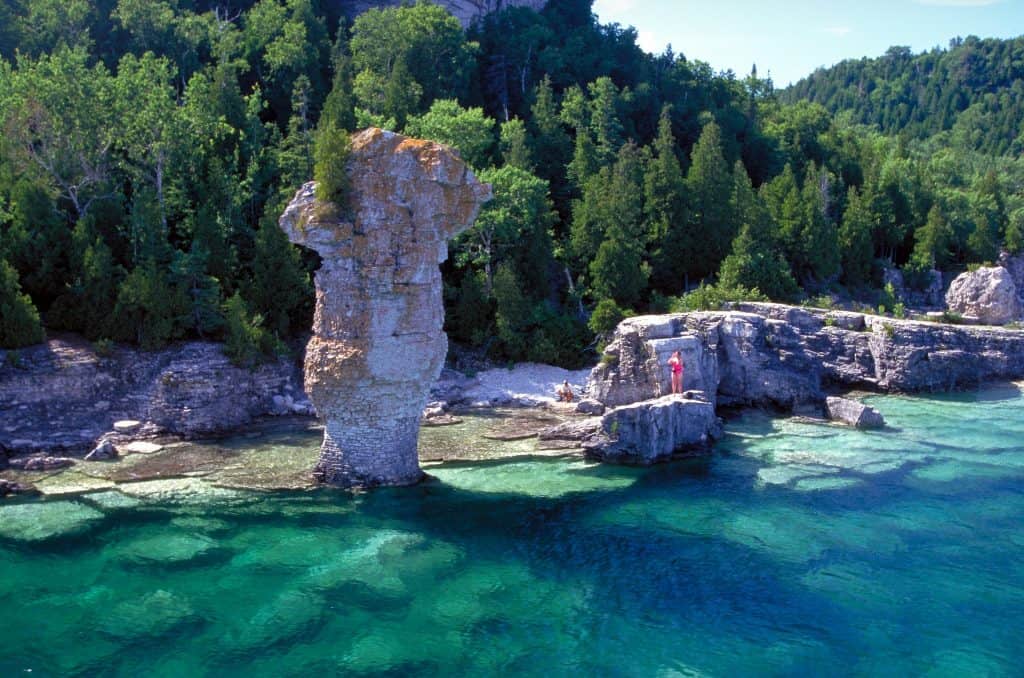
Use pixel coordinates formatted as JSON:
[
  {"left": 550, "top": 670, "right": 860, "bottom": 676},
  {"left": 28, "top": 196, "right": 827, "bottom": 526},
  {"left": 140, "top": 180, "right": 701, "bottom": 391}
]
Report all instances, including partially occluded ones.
[{"left": 1, "top": 386, "right": 1023, "bottom": 676}]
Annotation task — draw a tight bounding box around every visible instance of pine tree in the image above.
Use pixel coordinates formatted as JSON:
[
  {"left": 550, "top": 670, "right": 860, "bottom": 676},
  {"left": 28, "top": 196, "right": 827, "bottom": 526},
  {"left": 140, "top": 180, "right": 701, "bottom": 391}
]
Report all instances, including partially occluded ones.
[
  {"left": 171, "top": 243, "right": 223, "bottom": 339},
  {"left": 685, "top": 120, "right": 734, "bottom": 279},
  {"left": 718, "top": 164, "right": 798, "bottom": 300},
  {"left": 645, "top": 106, "right": 689, "bottom": 294},
  {"left": 313, "top": 123, "right": 351, "bottom": 204},
  {"left": 321, "top": 47, "right": 356, "bottom": 132},
  {"left": 799, "top": 164, "right": 840, "bottom": 282},
  {"left": 112, "top": 258, "right": 185, "bottom": 349},
  {"left": 0, "top": 259, "right": 45, "bottom": 349},
  {"left": 222, "top": 292, "right": 274, "bottom": 368},
  {"left": 248, "top": 214, "right": 311, "bottom": 338},
  {"left": 499, "top": 118, "right": 534, "bottom": 171},
  {"left": 588, "top": 143, "right": 649, "bottom": 307},
  {"left": 839, "top": 187, "right": 875, "bottom": 287}
]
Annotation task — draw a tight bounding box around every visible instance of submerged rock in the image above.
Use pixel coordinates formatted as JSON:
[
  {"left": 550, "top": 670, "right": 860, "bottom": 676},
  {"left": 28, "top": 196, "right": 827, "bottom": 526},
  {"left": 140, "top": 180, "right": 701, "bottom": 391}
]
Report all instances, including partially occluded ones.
[
  {"left": 99, "top": 590, "right": 197, "bottom": 639},
  {"left": 279, "top": 128, "right": 490, "bottom": 488},
  {"left": 946, "top": 266, "right": 1021, "bottom": 325},
  {"left": 0, "top": 500, "right": 104, "bottom": 541},
  {"left": 826, "top": 396, "right": 886, "bottom": 429}
]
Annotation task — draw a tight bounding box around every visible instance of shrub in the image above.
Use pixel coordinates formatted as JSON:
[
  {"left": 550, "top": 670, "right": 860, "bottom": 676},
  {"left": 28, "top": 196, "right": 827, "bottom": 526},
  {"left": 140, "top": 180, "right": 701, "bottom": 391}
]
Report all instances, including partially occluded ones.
[
  {"left": 314, "top": 123, "right": 351, "bottom": 205},
  {"left": 222, "top": 293, "right": 279, "bottom": 368},
  {"left": 588, "top": 298, "right": 627, "bottom": 335},
  {"left": 0, "top": 260, "right": 44, "bottom": 349},
  {"left": 670, "top": 283, "right": 768, "bottom": 312}
]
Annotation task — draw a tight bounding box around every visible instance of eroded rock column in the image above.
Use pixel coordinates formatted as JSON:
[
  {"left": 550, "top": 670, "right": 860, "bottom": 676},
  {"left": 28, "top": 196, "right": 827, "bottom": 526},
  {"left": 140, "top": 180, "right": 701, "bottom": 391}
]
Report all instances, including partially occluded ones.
[{"left": 279, "top": 128, "right": 491, "bottom": 487}]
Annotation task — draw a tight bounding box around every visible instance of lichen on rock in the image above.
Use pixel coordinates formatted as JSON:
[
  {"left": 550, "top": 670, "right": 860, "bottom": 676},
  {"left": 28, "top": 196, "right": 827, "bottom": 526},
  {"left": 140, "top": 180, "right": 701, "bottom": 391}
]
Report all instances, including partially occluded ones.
[{"left": 279, "top": 128, "right": 491, "bottom": 488}]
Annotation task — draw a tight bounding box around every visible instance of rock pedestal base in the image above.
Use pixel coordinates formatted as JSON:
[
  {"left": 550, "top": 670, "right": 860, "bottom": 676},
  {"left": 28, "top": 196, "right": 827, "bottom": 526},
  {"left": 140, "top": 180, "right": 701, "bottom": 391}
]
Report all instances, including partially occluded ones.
[{"left": 279, "top": 128, "right": 490, "bottom": 488}]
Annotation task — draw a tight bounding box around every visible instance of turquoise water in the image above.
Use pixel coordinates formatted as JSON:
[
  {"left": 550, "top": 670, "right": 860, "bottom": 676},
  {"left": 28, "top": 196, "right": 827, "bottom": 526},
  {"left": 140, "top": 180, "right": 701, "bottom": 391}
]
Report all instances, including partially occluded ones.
[{"left": 2, "top": 387, "right": 1024, "bottom": 676}]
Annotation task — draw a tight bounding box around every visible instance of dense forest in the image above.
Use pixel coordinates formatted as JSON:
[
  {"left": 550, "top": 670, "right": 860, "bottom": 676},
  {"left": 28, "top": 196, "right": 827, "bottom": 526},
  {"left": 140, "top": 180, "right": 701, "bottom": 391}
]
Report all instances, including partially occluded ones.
[
  {"left": 782, "top": 36, "right": 1024, "bottom": 156},
  {"left": 1, "top": 0, "right": 1022, "bottom": 368}
]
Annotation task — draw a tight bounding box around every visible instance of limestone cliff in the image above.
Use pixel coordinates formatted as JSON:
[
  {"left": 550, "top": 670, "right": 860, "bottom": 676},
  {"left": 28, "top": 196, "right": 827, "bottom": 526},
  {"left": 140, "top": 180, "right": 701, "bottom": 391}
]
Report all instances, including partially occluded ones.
[
  {"left": 337, "top": 0, "right": 546, "bottom": 27},
  {"left": 590, "top": 302, "right": 1024, "bottom": 412},
  {"left": 279, "top": 128, "right": 490, "bottom": 487}
]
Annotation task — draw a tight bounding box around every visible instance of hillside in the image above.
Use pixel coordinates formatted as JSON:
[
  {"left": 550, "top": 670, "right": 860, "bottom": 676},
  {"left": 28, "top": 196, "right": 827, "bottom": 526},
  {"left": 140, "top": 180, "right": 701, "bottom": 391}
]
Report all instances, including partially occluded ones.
[{"left": 781, "top": 35, "right": 1024, "bottom": 155}]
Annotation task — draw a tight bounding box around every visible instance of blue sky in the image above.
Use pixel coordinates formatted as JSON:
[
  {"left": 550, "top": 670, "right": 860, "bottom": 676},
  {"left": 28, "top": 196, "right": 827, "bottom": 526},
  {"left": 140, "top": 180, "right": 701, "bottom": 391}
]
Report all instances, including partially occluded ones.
[{"left": 592, "top": 0, "right": 1024, "bottom": 86}]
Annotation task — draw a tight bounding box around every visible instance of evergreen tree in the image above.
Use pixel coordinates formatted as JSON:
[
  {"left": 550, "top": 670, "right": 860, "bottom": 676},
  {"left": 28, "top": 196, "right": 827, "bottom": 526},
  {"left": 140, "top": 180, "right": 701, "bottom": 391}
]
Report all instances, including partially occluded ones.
[
  {"left": 171, "top": 244, "right": 223, "bottom": 339},
  {"left": 588, "top": 143, "right": 649, "bottom": 307},
  {"left": 566, "top": 127, "right": 599, "bottom": 194},
  {"left": 798, "top": 164, "right": 840, "bottom": 282},
  {"left": 499, "top": 118, "right": 534, "bottom": 171},
  {"left": 839, "top": 187, "right": 875, "bottom": 287},
  {"left": 528, "top": 76, "right": 572, "bottom": 206},
  {"left": 248, "top": 215, "right": 310, "bottom": 338},
  {"left": 0, "top": 259, "right": 45, "bottom": 349},
  {"left": 313, "top": 123, "right": 351, "bottom": 204},
  {"left": 685, "top": 120, "right": 734, "bottom": 279},
  {"left": 910, "top": 204, "right": 955, "bottom": 270},
  {"left": 222, "top": 292, "right": 274, "bottom": 368},
  {"left": 718, "top": 164, "right": 798, "bottom": 300},
  {"left": 645, "top": 106, "right": 689, "bottom": 293},
  {"left": 492, "top": 263, "right": 531, "bottom": 360},
  {"left": 112, "top": 258, "right": 184, "bottom": 350},
  {"left": 321, "top": 46, "right": 357, "bottom": 132}
]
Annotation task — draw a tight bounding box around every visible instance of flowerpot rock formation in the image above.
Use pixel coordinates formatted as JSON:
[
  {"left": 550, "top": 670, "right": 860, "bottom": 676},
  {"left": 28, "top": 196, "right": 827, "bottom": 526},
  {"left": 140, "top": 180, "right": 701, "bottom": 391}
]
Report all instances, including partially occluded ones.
[{"left": 279, "top": 128, "right": 491, "bottom": 487}]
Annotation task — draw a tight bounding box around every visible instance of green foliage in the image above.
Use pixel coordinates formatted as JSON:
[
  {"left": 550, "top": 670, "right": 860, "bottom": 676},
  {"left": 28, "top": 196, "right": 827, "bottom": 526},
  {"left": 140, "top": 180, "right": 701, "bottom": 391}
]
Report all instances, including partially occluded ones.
[
  {"left": 783, "top": 37, "right": 1024, "bottom": 155},
  {"left": 838, "top": 187, "right": 876, "bottom": 287},
  {"left": 351, "top": 1, "right": 476, "bottom": 121},
  {"left": 111, "top": 259, "right": 185, "bottom": 350},
  {"left": 247, "top": 216, "right": 311, "bottom": 338},
  {"left": 222, "top": 292, "right": 278, "bottom": 368},
  {"left": 3, "top": 0, "right": 1024, "bottom": 365},
  {"left": 0, "top": 259, "right": 45, "bottom": 349},
  {"left": 588, "top": 298, "right": 627, "bottom": 335},
  {"left": 671, "top": 283, "right": 768, "bottom": 312},
  {"left": 685, "top": 120, "right": 735, "bottom": 278},
  {"left": 313, "top": 124, "right": 351, "bottom": 204},
  {"left": 405, "top": 99, "right": 496, "bottom": 170}
]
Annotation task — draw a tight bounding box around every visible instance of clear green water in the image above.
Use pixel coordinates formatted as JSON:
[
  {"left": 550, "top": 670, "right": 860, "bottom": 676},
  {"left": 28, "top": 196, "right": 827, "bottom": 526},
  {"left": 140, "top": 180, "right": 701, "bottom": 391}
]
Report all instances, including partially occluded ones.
[{"left": 2, "top": 386, "right": 1024, "bottom": 676}]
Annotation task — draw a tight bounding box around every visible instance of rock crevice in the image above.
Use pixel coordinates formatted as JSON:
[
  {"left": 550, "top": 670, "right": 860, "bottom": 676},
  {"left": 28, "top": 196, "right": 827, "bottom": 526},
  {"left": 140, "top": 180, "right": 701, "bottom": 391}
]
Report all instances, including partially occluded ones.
[{"left": 279, "top": 128, "right": 490, "bottom": 487}]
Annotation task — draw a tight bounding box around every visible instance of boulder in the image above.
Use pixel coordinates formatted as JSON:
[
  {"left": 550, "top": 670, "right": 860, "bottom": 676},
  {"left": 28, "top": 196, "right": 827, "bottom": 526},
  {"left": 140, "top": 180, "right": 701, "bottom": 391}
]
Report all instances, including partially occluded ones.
[
  {"left": 279, "top": 128, "right": 491, "bottom": 488},
  {"left": 825, "top": 396, "right": 885, "bottom": 429},
  {"left": 584, "top": 396, "right": 722, "bottom": 465},
  {"left": 113, "top": 420, "right": 142, "bottom": 433},
  {"left": 946, "top": 266, "right": 1021, "bottom": 325},
  {"left": 85, "top": 439, "right": 119, "bottom": 461},
  {"left": 575, "top": 398, "right": 605, "bottom": 415}
]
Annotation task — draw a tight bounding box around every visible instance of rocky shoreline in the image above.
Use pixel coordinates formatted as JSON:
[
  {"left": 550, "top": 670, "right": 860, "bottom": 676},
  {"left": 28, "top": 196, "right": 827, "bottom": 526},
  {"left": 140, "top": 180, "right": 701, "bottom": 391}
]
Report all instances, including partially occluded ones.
[{"left": 3, "top": 301, "right": 1024, "bottom": 496}]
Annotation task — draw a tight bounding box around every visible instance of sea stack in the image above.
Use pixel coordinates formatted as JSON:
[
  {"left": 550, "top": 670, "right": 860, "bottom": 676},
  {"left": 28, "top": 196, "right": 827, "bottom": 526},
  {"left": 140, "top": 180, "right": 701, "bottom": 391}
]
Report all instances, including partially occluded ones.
[{"left": 279, "top": 128, "right": 491, "bottom": 487}]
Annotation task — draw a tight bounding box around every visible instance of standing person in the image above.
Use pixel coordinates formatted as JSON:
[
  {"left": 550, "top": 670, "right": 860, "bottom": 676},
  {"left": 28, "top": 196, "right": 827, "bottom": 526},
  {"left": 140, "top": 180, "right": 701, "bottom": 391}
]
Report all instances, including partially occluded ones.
[{"left": 667, "top": 351, "right": 684, "bottom": 394}]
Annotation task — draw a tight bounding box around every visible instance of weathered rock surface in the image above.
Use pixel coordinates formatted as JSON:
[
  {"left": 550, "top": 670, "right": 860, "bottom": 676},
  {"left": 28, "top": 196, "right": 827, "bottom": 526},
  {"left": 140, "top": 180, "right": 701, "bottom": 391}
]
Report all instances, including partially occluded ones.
[
  {"left": 8, "top": 456, "right": 75, "bottom": 471},
  {"left": 825, "top": 396, "right": 885, "bottom": 429},
  {"left": 590, "top": 302, "right": 1024, "bottom": 412},
  {"left": 0, "top": 479, "right": 39, "bottom": 497},
  {"left": 946, "top": 266, "right": 1021, "bottom": 325},
  {"left": 584, "top": 396, "right": 721, "bottom": 465},
  {"left": 337, "top": 0, "right": 546, "bottom": 27},
  {"left": 0, "top": 337, "right": 305, "bottom": 455},
  {"left": 279, "top": 128, "right": 490, "bottom": 487},
  {"left": 85, "top": 439, "right": 119, "bottom": 461}
]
